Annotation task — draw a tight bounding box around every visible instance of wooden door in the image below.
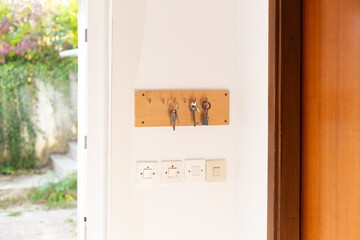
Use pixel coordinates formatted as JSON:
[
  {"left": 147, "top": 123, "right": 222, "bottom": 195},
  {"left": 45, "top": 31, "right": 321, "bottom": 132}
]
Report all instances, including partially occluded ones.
[{"left": 301, "top": 0, "right": 360, "bottom": 239}]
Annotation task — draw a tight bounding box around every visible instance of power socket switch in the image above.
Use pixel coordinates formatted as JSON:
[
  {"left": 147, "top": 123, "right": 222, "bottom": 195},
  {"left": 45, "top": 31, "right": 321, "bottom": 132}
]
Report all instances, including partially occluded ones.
[
  {"left": 184, "top": 159, "right": 205, "bottom": 183},
  {"left": 206, "top": 159, "right": 226, "bottom": 183},
  {"left": 161, "top": 160, "right": 183, "bottom": 184},
  {"left": 136, "top": 161, "right": 160, "bottom": 185}
]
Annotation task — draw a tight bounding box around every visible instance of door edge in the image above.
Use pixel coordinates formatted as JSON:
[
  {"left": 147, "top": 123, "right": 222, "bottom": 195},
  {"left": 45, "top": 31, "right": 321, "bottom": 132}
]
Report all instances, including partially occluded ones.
[{"left": 268, "top": 0, "right": 302, "bottom": 239}]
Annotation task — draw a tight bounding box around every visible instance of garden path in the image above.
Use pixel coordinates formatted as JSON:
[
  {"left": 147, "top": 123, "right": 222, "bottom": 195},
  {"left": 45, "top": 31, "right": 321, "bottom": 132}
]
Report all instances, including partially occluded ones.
[{"left": 0, "top": 204, "right": 76, "bottom": 240}]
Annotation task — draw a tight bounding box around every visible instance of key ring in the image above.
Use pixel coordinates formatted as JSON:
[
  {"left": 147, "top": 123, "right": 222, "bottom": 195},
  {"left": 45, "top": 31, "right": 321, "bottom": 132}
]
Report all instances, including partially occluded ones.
[
  {"left": 202, "top": 100, "right": 211, "bottom": 110},
  {"left": 169, "top": 100, "right": 179, "bottom": 112},
  {"left": 190, "top": 105, "right": 197, "bottom": 112}
]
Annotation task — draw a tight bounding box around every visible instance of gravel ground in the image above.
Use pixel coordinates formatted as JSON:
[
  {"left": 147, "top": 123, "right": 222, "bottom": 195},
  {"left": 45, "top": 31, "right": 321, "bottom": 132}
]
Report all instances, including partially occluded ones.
[{"left": 0, "top": 204, "right": 77, "bottom": 240}]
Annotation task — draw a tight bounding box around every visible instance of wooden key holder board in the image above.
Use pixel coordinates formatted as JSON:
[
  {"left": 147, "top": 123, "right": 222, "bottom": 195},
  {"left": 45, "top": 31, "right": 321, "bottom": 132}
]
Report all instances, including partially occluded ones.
[{"left": 135, "top": 90, "right": 230, "bottom": 127}]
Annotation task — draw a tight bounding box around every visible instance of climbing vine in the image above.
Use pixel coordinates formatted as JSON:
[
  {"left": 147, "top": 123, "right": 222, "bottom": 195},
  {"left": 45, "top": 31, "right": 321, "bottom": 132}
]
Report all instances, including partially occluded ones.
[{"left": 0, "top": 0, "right": 78, "bottom": 174}]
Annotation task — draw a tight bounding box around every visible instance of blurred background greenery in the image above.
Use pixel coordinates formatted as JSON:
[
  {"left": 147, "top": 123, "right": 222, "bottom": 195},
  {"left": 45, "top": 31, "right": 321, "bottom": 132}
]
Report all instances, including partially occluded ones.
[{"left": 0, "top": 0, "right": 78, "bottom": 174}]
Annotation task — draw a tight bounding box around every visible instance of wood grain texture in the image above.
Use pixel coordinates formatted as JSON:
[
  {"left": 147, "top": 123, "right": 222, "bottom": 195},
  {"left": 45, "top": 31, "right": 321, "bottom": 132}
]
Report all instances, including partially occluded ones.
[
  {"left": 268, "top": 0, "right": 301, "bottom": 239},
  {"left": 267, "top": 0, "right": 279, "bottom": 236},
  {"left": 302, "top": 0, "right": 360, "bottom": 239},
  {"left": 135, "top": 90, "right": 229, "bottom": 127}
]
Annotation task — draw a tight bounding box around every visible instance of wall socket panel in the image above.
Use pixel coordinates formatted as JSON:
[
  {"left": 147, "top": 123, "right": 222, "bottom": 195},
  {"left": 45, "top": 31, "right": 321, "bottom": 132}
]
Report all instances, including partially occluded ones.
[
  {"left": 136, "top": 161, "right": 160, "bottom": 185},
  {"left": 184, "top": 159, "right": 206, "bottom": 183},
  {"left": 205, "top": 159, "right": 226, "bottom": 183},
  {"left": 136, "top": 159, "right": 226, "bottom": 185},
  {"left": 161, "top": 160, "right": 184, "bottom": 184}
]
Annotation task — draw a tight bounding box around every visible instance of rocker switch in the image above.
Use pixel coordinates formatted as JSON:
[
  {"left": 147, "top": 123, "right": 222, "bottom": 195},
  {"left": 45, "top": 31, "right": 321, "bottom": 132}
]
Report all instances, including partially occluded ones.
[
  {"left": 143, "top": 169, "right": 153, "bottom": 179},
  {"left": 168, "top": 168, "right": 178, "bottom": 178}
]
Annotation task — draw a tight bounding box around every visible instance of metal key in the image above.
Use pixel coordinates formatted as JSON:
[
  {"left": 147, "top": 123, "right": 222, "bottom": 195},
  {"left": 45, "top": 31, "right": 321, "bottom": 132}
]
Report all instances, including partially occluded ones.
[
  {"left": 169, "top": 99, "right": 180, "bottom": 131},
  {"left": 171, "top": 110, "right": 179, "bottom": 131},
  {"left": 202, "top": 99, "right": 211, "bottom": 125},
  {"left": 190, "top": 100, "right": 199, "bottom": 127}
]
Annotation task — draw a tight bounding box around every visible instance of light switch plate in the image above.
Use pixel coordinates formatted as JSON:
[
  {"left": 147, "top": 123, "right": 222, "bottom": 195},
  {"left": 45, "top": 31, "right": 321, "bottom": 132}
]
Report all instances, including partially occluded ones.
[
  {"left": 161, "top": 160, "right": 183, "bottom": 184},
  {"left": 136, "top": 161, "right": 160, "bottom": 185},
  {"left": 206, "top": 159, "right": 226, "bottom": 183},
  {"left": 184, "top": 159, "right": 205, "bottom": 183}
]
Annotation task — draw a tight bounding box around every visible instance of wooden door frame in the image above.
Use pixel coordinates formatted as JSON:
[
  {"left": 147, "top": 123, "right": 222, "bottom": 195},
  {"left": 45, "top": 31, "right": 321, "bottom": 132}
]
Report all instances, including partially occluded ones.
[{"left": 268, "top": 0, "right": 302, "bottom": 239}]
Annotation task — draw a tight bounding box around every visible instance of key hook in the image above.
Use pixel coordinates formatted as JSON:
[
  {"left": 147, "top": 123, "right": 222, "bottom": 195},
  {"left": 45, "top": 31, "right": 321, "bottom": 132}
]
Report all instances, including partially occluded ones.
[
  {"left": 169, "top": 99, "right": 179, "bottom": 112},
  {"left": 190, "top": 97, "right": 198, "bottom": 106}
]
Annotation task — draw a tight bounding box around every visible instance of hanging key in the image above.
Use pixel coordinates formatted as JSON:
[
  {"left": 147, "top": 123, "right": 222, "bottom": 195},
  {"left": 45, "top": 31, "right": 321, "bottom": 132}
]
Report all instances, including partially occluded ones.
[
  {"left": 171, "top": 110, "right": 180, "bottom": 131},
  {"left": 190, "top": 100, "right": 199, "bottom": 127},
  {"left": 202, "top": 99, "right": 211, "bottom": 125},
  {"left": 169, "top": 100, "right": 180, "bottom": 131}
]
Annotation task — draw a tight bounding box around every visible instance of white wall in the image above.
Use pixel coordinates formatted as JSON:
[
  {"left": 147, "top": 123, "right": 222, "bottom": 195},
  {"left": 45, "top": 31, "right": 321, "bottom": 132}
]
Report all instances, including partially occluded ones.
[{"left": 109, "top": 0, "right": 268, "bottom": 239}]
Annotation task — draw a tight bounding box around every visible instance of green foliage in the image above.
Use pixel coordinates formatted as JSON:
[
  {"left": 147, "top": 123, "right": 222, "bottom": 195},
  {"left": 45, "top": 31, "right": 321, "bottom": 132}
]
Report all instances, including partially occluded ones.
[
  {"left": 47, "top": 0, "right": 78, "bottom": 49},
  {"left": 29, "top": 173, "right": 77, "bottom": 208},
  {"left": 0, "top": 0, "right": 78, "bottom": 62},
  {"left": 7, "top": 211, "right": 21, "bottom": 217},
  {"left": 0, "top": 0, "right": 78, "bottom": 172},
  {"left": 0, "top": 165, "right": 48, "bottom": 175}
]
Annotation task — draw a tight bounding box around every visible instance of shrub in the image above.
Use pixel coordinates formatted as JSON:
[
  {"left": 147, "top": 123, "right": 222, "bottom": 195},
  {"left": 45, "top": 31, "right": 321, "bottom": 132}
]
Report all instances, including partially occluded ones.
[
  {"left": 0, "top": 0, "right": 78, "bottom": 172},
  {"left": 29, "top": 173, "right": 77, "bottom": 208}
]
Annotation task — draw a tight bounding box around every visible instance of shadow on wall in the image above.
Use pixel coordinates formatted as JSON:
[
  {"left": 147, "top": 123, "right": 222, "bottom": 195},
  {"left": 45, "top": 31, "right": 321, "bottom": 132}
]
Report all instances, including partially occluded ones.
[{"left": 35, "top": 72, "right": 78, "bottom": 165}]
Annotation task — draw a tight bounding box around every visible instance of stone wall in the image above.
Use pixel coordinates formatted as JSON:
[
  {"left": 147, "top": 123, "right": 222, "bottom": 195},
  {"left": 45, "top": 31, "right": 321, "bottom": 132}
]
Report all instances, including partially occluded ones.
[{"left": 35, "top": 72, "right": 77, "bottom": 165}]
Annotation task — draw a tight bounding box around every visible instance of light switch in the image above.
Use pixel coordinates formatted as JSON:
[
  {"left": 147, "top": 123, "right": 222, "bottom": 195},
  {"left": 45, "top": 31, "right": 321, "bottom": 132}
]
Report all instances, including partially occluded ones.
[
  {"left": 143, "top": 169, "right": 153, "bottom": 179},
  {"left": 136, "top": 161, "right": 160, "bottom": 184},
  {"left": 191, "top": 166, "right": 201, "bottom": 176},
  {"left": 206, "top": 159, "right": 226, "bottom": 183},
  {"left": 168, "top": 168, "right": 178, "bottom": 178},
  {"left": 162, "top": 160, "right": 183, "bottom": 184},
  {"left": 184, "top": 159, "right": 205, "bottom": 183},
  {"left": 213, "top": 167, "right": 221, "bottom": 176}
]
